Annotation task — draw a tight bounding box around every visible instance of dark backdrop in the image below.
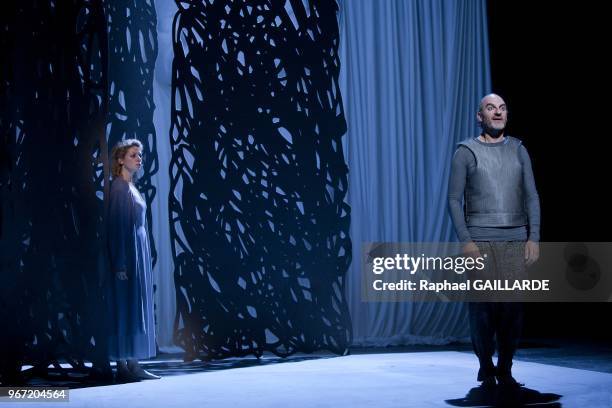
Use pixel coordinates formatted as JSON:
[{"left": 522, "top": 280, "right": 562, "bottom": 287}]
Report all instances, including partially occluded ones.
[{"left": 487, "top": 1, "right": 611, "bottom": 340}]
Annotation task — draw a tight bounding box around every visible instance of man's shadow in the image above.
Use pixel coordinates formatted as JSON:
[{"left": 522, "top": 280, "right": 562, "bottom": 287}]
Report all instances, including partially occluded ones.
[{"left": 445, "top": 384, "right": 562, "bottom": 407}]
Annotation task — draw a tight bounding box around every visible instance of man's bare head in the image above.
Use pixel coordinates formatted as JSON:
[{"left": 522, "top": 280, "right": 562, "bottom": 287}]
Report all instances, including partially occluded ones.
[{"left": 477, "top": 93, "right": 508, "bottom": 136}]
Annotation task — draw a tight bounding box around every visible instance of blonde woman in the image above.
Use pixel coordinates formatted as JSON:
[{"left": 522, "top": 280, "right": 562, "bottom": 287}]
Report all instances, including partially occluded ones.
[{"left": 107, "top": 139, "right": 160, "bottom": 382}]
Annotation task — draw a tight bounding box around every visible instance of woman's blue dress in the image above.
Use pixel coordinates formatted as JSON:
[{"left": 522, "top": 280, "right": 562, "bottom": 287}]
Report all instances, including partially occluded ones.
[{"left": 106, "top": 177, "right": 156, "bottom": 360}]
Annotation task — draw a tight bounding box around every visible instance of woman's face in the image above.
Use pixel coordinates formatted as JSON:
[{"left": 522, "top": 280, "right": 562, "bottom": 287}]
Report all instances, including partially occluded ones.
[{"left": 120, "top": 146, "right": 142, "bottom": 175}]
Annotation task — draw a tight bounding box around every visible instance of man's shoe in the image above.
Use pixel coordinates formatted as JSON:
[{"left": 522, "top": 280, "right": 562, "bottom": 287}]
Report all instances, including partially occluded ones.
[
  {"left": 496, "top": 374, "right": 524, "bottom": 388},
  {"left": 480, "top": 375, "right": 497, "bottom": 388},
  {"left": 477, "top": 365, "right": 496, "bottom": 382}
]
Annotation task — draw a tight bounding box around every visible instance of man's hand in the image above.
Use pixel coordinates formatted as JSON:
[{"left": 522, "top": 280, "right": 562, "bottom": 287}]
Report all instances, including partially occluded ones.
[
  {"left": 116, "top": 270, "right": 128, "bottom": 280},
  {"left": 524, "top": 240, "right": 539, "bottom": 266},
  {"left": 463, "top": 241, "right": 482, "bottom": 259}
]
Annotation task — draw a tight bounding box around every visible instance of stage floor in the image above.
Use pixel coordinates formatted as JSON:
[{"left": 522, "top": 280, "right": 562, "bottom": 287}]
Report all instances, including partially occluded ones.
[{"left": 6, "top": 350, "right": 612, "bottom": 407}]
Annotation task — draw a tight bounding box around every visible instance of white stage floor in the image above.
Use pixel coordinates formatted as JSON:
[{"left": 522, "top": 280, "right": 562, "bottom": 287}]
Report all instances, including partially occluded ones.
[{"left": 6, "top": 351, "right": 612, "bottom": 407}]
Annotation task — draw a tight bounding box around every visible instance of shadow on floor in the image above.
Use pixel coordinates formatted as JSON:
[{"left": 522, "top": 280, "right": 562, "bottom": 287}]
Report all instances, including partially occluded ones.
[
  {"left": 12, "top": 354, "right": 330, "bottom": 389},
  {"left": 445, "top": 385, "right": 562, "bottom": 407}
]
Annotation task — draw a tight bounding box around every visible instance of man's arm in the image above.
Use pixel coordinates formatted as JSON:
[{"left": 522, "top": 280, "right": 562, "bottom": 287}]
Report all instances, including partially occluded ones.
[
  {"left": 448, "top": 146, "right": 475, "bottom": 244},
  {"left": 520, "top": 145, "right": 541, "bottom": 265},
  {"left": 519, "top": 145, "right": 541, "bottom": 242}
]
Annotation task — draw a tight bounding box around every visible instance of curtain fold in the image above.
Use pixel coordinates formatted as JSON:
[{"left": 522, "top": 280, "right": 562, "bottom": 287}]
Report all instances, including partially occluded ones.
[{"left": 338, "top": 0, "right": 491, "bottom": 345}]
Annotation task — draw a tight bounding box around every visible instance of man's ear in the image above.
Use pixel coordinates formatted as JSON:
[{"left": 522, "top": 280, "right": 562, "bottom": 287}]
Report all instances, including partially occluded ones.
[{"left": 476, "top": 111, "right": 483, "bottom": 123}]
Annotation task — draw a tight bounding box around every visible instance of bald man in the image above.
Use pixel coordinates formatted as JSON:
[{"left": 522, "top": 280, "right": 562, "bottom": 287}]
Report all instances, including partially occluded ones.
[{"left": 448, "top": 94, "right": 541, "bottom": 387}]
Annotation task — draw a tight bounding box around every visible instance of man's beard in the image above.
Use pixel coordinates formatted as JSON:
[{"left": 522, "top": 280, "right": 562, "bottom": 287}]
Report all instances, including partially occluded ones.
[{"left": 482, "top": 121, "right": 506, "bottom": 138}]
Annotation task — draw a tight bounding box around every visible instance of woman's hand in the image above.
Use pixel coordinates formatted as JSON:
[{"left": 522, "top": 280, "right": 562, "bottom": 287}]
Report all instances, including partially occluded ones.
[{"left": 116, "top": 270, "right": 128, "bottom": 280}]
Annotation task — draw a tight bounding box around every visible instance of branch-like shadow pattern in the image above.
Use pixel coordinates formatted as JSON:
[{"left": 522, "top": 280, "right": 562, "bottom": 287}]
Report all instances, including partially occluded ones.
[
  {"left": 169, "top": 0, "right": 352, "bottom": 359},
  {"left": 0, "top": 0, "right": 158, "bottom": 384}
]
